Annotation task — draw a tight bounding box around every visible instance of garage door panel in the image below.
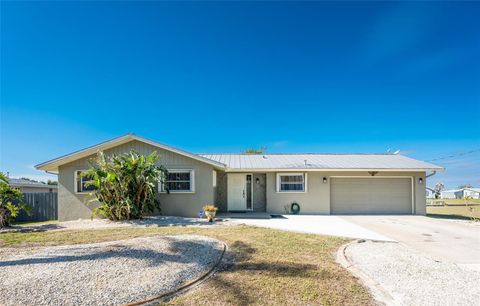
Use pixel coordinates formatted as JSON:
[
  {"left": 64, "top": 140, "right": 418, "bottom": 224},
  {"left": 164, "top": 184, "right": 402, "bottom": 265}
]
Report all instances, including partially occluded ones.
[{"left": 331, "top": 178, "right": 412, "bottom": 214}]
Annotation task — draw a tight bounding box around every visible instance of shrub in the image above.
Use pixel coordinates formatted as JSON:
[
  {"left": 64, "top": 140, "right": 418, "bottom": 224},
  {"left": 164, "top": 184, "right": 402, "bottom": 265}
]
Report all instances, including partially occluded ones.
[
  {"left": 83, "top": 150, "right": 168, "bottom": 221},
  {"left": 0, "top": 172, "right": 31, "bottom": 228}
]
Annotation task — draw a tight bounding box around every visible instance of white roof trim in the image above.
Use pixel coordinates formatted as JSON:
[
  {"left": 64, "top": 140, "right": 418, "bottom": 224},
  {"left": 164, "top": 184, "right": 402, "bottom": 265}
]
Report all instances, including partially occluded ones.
[
  {"left": 35, "top": 133, "right": 226, "bottom": 172},
  {"left": 224, "top": 168, "right": 444, "bottom": 172}
]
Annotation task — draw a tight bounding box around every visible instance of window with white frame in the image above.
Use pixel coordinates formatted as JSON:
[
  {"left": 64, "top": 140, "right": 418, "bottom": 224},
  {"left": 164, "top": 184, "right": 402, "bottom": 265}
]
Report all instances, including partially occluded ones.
[
  {"left": 277, "top": 173, "right": 306, "bottom": 192},
  {"left": 75, "top": 170, "right": 96, "bottom": 193},
  {"left": 161, "top": 169, "right": 195, "bottom": 192}
]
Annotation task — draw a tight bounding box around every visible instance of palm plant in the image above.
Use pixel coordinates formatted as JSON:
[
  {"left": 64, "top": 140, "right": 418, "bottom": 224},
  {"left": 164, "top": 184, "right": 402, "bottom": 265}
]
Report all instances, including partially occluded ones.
[
  {"left": 83, "top": 150, "right": 168, "bottom": 220},
  {"left": 0, "top": 172, "right": 31, "bottom": 228}
]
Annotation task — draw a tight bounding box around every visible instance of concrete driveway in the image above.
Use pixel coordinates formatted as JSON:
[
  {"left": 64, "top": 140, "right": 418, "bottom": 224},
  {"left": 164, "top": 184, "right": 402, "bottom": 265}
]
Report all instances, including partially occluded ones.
[
  {"left": 342, "top": 215, "right": 480, "bottom": 271},
  {"left": 230, "top": 214, "right": 480, "bottom": 270},
  {"left": 229, "top": 215, "right": 394, "bottom": 241}
]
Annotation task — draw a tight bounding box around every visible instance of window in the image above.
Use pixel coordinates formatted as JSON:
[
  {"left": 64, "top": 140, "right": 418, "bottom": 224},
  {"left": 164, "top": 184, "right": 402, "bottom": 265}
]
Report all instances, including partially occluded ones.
[
  {"left": 277, "top": 173, "right": 306, "bottom": 192},
  {"left": 161, "top": 169, "right": 195, "bottom": 193},
  {"left": 75, "top": 170, "right": 96, "bottom": 193}
]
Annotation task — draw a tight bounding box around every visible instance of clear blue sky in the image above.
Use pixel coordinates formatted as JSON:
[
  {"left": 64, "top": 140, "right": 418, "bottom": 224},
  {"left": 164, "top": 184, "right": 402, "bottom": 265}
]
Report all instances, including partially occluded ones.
[{"left": 1, "top": 1, "right": 479, "bottom": 189}]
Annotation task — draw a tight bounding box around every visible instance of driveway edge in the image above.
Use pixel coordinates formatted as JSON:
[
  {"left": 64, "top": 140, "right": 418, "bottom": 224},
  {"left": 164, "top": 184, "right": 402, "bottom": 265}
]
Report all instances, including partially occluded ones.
[{"left": 336, "top": 240, "right": 397, "bottom": 306}]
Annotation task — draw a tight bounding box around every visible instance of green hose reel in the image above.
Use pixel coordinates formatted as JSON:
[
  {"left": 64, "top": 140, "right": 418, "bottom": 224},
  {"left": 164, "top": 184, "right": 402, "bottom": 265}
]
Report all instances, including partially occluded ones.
[{"left": 291, "top": 202, "right": 300, "bottom": 214}]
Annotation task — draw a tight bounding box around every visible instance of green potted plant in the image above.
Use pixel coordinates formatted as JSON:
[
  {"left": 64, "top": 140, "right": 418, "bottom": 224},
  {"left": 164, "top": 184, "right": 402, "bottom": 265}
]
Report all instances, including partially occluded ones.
[{"left": 203, "top": 204, "right": 218, "bottom": 222}]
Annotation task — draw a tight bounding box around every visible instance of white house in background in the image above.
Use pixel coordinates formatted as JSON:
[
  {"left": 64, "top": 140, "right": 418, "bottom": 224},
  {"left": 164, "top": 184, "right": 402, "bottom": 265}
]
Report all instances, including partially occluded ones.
[
  {"left": 463, "top": 188, "right": 480, "bottom": 199},
  {"left": 441, "top": 188, "right": 480, "bottom": 199},
  {"left": 426, "top": 187, "right": 436, "bottom": 199}
]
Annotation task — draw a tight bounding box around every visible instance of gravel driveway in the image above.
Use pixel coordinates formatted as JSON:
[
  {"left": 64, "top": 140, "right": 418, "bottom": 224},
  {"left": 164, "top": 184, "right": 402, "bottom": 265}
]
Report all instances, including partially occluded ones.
[
  {"left": 0, "top": 235, "right": 224, "bottom": 306},
  {"left": 344, "top": 241, "right": 480, "bottom": 306}
]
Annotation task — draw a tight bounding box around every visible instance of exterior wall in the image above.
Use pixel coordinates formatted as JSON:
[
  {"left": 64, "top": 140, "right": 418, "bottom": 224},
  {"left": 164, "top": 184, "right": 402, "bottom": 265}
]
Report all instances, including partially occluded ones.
[
  {"left": 14, "top": 186, "right": 57, "bottom": 193},
  {"left": 441, "top": 191, "right": 457, "bottom": 199},
  {"left": 466, "top": 190, "right": 480, "bottom": 199},
  {"left": 253, "top": 173, "right": 266, "bottom": 212},
  {"left": 265, "top": 171, "right": 426, "bottom": 215},
  {"left": 454, "top": 190, "right": 464, "bottom": 199},
  {"left": 215, "top": 171, "right": 228, "bottom": 212},
  {"left": 57, "top": 140, "right": 215, "bottom": 221},
  {"left": 266, "top": 172, "right": 330, "bottom": 214}
]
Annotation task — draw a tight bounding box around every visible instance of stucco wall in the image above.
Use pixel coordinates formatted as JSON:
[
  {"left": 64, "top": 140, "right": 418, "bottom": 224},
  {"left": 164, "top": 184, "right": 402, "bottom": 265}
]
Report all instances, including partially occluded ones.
[
  {"left": 266, "top": 171, "right": 426, "bottom": 215},
  {"left": 57, "top": 140, "right": 215, "bottom": 221},
  {"left": 266, "top": 172, "right": 330, "bottom": 214}
]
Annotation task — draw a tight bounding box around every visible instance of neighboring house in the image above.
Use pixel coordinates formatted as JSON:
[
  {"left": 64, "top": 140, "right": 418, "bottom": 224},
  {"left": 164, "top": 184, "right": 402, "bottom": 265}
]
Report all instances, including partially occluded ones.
[
  {"left": 442, "top": 188, "right": 480, "bottom": 199},
  {"left": 426, "top": 187, "right": 436, "bottom": 199},
  {"left": 441, "top": 189, "right": 459, "bottom": 199},
  {"left": 35, "top": 133, "right": 444, "bottom": 221},
  {"left": 8, "top": 178, "right": 58, "bottom": 193},
  {"left": 463, "top": 188, "right": 480, "bottom": 199}
]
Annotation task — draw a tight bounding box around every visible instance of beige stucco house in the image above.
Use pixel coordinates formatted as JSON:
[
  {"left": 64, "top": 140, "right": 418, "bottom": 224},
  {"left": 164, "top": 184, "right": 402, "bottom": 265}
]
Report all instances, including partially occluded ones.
[{"left": 35, "top": 133, "right": 443, "bottom": 221}]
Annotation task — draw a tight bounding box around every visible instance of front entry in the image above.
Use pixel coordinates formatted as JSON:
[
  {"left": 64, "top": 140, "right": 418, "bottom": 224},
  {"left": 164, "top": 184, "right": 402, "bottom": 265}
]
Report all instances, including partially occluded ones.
[{"left": 227, "top": 173, "right": 253, "bottom": 211}]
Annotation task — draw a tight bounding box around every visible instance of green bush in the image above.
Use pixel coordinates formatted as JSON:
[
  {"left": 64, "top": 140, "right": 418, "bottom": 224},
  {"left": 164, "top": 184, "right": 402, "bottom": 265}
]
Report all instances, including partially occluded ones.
[
  {"left": 0, "top": 172, "right": 31, "bottom": 228},
  {"left": 83, "top": 150, "right": 168, "bottom": 221}
]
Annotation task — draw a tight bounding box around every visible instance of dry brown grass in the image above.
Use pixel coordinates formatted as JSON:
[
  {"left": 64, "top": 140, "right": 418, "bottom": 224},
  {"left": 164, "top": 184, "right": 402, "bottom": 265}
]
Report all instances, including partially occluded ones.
[
  {"left": 0, "top": 224, "right": 372, "bottom": 306},
  {"left": 427, "top": 204, "right": 480, "bottom": 220}
]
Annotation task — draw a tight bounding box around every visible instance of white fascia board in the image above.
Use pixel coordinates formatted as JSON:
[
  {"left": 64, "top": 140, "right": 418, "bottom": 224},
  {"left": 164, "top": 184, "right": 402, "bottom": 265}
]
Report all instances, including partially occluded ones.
[{"left": 224, "top": 167, "right": 445, "bottom": 172}]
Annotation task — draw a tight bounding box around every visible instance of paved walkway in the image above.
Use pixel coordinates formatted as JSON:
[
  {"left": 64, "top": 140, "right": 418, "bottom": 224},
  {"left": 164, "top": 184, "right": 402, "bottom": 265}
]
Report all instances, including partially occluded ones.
[{"left": 229, "top": 215, "right": 394, "bottom": 241}]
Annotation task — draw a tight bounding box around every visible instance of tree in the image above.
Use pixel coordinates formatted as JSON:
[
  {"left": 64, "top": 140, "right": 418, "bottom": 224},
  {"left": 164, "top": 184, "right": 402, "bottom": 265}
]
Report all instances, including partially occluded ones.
[
  {"left": 19, "top": 177, "right": 46, "bottom": 184},
  {"left": 47, "top": 180, "right": 58, "bottom": 185},
  {"left": 83, "top": 150, "right": 168, "bottom": 221},
  {"left": 458, "top": 184, "right": 473, "bottom": 189},
  {"left": 434, "top": 182, "right": 445, "bottom": 199},
  {"left": 243, "top": 146, "right": 267, "bottom": 154},
  {"left": 0, "top": 172, "right": 31, "bottom": 228}
]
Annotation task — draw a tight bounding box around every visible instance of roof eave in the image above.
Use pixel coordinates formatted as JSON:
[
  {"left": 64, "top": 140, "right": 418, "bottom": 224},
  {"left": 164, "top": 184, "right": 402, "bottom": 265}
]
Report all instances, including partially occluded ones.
[
  {"left": 35, "top": 134, "right": 226, "bottom": 172},
  {"left": 224, "top": 167, "right": 445, "bottom": 172}
]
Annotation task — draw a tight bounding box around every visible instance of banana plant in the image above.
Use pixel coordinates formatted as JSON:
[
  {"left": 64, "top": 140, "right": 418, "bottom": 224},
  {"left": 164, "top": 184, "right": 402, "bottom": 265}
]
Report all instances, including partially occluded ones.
[{"left": 83, "top": 150, "right": 168, "bottom": 220}]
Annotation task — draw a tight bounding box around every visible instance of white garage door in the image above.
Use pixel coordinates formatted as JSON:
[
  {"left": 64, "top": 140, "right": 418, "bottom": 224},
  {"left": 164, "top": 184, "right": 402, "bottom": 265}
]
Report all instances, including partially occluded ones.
[{"left": 331, "top": 177, "right": 412, "bottom": 214}]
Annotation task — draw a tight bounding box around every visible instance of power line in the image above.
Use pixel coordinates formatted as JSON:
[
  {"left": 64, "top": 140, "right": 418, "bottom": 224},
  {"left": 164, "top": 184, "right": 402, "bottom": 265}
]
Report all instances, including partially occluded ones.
[{"left": 427, "top": 148, "right": 480, "bottom": 162}]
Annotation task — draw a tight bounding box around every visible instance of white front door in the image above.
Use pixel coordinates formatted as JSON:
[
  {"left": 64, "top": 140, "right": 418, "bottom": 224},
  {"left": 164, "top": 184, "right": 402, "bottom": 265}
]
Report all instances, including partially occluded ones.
[{"left": 228, "top": 173, "right": 248, "bottom": 211}]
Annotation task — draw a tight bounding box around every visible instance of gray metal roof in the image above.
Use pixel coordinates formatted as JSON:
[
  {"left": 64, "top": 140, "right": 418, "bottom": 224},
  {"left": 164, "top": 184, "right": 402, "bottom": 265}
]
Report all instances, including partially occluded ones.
[
  {"left": 36, "top": 133, "right": 226, "bottom": 172},
  {"left": 8, "top": 178, "right": 58, "bottom": 188},
  {"left": 198, "top": 154, "right": 443, "bottom": 171}
]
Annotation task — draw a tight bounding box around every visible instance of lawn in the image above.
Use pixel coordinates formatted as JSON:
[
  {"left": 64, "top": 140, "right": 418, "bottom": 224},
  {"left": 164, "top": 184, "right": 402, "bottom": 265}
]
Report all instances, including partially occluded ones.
[
  {"left": 427, "top": 204, "right": 480, "bottom": 220},
  {"left": 0, "top": 225, "right": 372, "bottom": 306},
  {"left": 428, "top": 198, "right": 480, "bottom": 205}
]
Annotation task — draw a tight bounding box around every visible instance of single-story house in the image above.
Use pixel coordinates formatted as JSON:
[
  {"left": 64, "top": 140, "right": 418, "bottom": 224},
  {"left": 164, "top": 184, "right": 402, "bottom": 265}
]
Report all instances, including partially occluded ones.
[
  {"left": 426, "top": 187, "right": 436, "bottom": 199},
  {"left": 441, "top": 189, "right": 459, "bottom": 199},
  {"left": 8, "top": 178, "right": 58, "bottom": 193},
  {"left": 442, "top": 188, "right": 480, "bottom": 199},
  {"left": 463, "top": 188, "right": 480, "bottom": 199},
  {"left": 35, "top": 133, "right": 443, "bottom": 221}
]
